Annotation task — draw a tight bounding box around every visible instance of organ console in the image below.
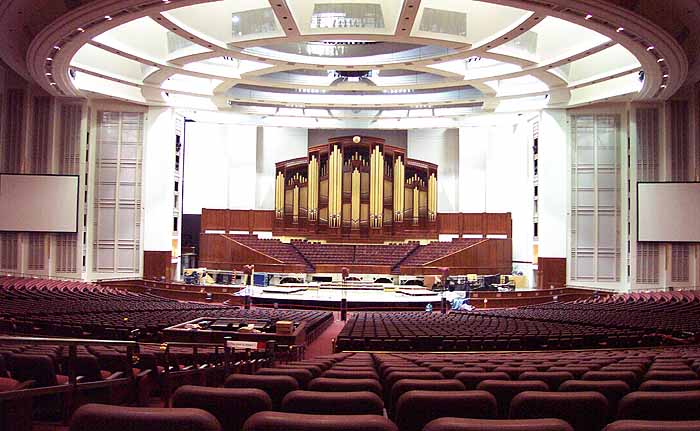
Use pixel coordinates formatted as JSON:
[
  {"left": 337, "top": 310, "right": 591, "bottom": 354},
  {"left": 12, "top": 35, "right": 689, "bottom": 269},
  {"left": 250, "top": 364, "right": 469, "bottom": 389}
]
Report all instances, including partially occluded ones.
[{"left": 274, "top": 135, "right": 438, "bottom": 240}]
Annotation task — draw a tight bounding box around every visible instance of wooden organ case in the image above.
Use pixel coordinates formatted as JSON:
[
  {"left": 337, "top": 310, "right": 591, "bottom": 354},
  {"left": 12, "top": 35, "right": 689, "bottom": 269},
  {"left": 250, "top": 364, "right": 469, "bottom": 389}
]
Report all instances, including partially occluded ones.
[{"left": 273, "top": 136, "right": 438, "bottom": 241}]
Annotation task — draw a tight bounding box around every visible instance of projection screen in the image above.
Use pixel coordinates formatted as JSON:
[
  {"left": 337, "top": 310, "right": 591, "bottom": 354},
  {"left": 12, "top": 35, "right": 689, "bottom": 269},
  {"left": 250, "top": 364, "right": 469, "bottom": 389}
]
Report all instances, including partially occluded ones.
[
  {"left": 637, "top": 182, "right": 700, "bottom": 242},
  {"left": 0, "top": 174, "right": 79, "bottom": 233}
]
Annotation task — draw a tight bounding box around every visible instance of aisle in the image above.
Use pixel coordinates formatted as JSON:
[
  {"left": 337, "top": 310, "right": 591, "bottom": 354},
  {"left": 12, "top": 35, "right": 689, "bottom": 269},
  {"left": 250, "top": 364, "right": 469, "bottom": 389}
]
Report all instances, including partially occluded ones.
[{"left": 304, "top": 312, "right": 347, "bottom": 358}]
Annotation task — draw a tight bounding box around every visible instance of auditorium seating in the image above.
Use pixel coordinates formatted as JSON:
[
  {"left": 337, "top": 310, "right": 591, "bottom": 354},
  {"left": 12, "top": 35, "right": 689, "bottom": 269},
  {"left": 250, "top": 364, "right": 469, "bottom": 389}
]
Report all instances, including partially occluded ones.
[
  {"left": 336, "top": 289, "right": 700, "bottom": 351},
  {"left": 0, "top": 276, "right": 333, "bottom": 341}
]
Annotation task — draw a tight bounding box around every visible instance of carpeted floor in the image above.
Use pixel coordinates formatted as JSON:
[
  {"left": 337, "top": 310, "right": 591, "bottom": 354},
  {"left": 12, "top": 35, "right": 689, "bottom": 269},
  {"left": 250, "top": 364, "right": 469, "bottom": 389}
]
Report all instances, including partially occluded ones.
[{"left": 304, "top": 312, "right": 347, "bottom": 358}]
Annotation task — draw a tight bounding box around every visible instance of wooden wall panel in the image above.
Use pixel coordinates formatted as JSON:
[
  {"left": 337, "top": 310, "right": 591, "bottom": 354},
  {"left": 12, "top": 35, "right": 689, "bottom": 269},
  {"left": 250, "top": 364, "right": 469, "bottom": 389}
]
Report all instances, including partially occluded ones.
[
  {"left": 143, "top": 251, "right": 171, "bottom": 280},
  {"left": 436, "top": 213, "right": 512, "bottom": 238},
  {"left": 201, "top": 209, "right": 275, "bottom": 233},
  {"left": 229, "top": 211, "right": 251, "bottom": 231},
  {"left": 438, "top": 213, "right": 461, "bottom": 234},
  {"left": 251, "top": 210, "right": 274, "bottom": 231},
  {"left": 538, "top": 257, "right": 567, "bottom": 288},
  {"left": 201, "top": 209, "right": 230, "bottom": 231}
]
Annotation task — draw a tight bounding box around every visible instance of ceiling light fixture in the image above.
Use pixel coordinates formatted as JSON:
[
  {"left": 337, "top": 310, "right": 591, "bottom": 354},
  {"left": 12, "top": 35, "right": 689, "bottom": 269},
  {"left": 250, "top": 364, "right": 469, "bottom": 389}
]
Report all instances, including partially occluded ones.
[
  {"left": 585, "top": 14, "right": 592, "bottom": 20},
  {"left": 105, "top": 15, "right": 112, "bottom": 21},
  {"left": 646, "top": 46, "right": 655, "bottom": 51},
  {"left": 77, "top": 27, "right": 85, "bottom": 32},
  {"left": 616, "top": 27, "right": 624, "bottom": 32},
  {"left": 657, "top": 58, "right": 664, "bottom": 63}
]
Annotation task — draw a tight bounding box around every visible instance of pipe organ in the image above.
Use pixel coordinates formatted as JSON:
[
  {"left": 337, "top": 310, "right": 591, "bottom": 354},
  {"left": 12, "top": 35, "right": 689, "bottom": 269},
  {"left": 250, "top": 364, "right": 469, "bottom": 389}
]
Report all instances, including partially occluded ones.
[{"left": 274, "top": 136, "right": 437, "bottom": 240}]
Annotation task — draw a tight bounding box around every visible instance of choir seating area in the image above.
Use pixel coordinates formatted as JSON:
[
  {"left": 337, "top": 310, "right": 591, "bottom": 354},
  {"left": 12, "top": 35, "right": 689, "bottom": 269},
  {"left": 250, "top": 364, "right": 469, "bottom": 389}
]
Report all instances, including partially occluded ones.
[{"left": 0, "top": 276, "right": 333, "bottom": 341}]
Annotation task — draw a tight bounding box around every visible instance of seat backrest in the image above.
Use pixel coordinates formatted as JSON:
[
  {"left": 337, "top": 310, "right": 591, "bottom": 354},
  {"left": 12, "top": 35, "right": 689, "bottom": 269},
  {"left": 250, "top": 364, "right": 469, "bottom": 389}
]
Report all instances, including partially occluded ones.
[
  {"left": 643, "top": 370, "right": 698, "bottom": 381},
  {"left": 307, "top": 377, "right": 382, "bottom": 396},
  {"left": 321, "top": 369, "right": 379, "bottom": 380},
  {"left": 281, "top": 390, "right": 383, "bottom": 415},
  {"left": 389, "top": 378, "right": 465, "bottom": 416},
  {"left": 616, "top": 391, "right": 700, "bottom": 421},
  {"left": 256, "top": 368, "right": 313, "bottom": 388},
  {"left": 394, "top": 390, "right": 497, "bottom": 431},
  {"left": 423, "top": 417, "right": 573, "bottom": 431},
  {"left": 74, "top": 356, "right": 104, "bottom": 382},
  {"left": 639, "top": 380, "right": 700, "bottom": 392},
  {"left": 8, "top": 354, "right": 58, "bottom": 387},
  {"left": 583, "top": 371, "right": 638, "bottom": 389},
  {"left": 559, "top": 379, "right": 630, "bottom": 417},
  {"left": 69, "top": 403, "right": 221, "bottom": 431},
  {"left": 476, "top": 379, "right": 548, "bottom": 418},
  {"left": 519, "top": 371, "right": 574, "bottom": 390},
  {"left": 603, "top": 419, "right": 700, "bottom": 431},
  {"left": 172, "top": 385, "right": 271, "bottom": 431},
  {"left": 242, "top": 411, "right": 398, "bottom": 431},
  {"left": 510, "top": 391, "right": 608, "bottom": 431},
  {"left": 454, "top": 372, "right": 510, "bottom": 390},
  {"left": 224, "top": 374, "right": 299, "bottom": 408}
]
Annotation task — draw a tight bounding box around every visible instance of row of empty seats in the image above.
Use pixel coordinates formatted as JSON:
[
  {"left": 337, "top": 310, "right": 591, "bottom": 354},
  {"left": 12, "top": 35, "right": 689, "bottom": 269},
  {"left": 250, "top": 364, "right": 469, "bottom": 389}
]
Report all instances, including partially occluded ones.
[
  {"left": 61, "top": 349, "right": 700, "bottom": 431},
  {"left": 0, "top": 276, "right": 333, "bottom": 341},
  {"left": 336, "top": 310, "right": 673, "bottom": 351}
]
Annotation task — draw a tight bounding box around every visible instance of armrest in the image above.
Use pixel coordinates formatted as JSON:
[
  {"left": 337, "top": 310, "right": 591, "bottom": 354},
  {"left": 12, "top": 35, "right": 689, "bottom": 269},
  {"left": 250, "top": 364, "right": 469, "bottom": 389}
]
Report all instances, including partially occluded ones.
[
  {"left": 106, "top": 371, "right": 124, "bottom": 380},
  {"left": 136, "top": 369, "right": 152, "bottom": 378},
  {"left": 14, "top": 380, "right": 35, "bottom": 391}
]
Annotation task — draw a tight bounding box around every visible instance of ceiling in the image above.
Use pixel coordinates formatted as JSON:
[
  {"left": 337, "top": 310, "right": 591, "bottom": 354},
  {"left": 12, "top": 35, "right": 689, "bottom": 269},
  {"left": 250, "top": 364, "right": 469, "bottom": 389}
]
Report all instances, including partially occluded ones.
[{"left": 0, "top": 0, "right": 695, "bottom": 126}]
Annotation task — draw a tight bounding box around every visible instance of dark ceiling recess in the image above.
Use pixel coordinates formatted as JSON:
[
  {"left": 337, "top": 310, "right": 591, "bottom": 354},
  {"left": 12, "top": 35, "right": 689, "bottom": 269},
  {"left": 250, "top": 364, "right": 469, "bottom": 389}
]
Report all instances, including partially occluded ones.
[{"left": 64, "top": 0, "right": 83, "bottom": 10}]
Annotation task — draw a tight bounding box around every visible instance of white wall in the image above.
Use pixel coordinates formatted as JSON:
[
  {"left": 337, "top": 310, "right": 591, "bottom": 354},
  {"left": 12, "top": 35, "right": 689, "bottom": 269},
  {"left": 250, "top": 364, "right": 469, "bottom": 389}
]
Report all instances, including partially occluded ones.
[
  {"left": 144, "top": 107, "right": 176, "bottom": 251},
  {"left": 408, "top": 129, "right": 460, "bottom": 212},
  {"left": 538, "top": 109, "right": 568, "bottom": 258},
  {"left": 458, "top": 120, "right": 534, "bottom": 278},
  {"left": 183, "top": 122, "right": 257, "bottom": 213},
  {"left": 256, "top": 127, "right": 308, "bottom": 210}
]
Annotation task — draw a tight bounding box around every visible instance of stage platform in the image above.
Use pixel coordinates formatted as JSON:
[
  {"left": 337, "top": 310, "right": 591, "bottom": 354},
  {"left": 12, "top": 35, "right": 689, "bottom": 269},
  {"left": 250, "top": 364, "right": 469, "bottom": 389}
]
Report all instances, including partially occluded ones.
[{"left": 239, "top": 285, "right": 445, "bottom": 310}]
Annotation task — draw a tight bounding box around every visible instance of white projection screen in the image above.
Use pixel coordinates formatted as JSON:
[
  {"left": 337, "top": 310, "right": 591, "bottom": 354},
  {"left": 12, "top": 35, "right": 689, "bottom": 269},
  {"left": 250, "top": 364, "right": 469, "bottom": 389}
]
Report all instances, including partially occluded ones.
[
  {"left": 0, "top": 174, "right": 79, "bottom": 233},
  {"left": 638, "top": 182, "right": 700, "bottom": 242}
]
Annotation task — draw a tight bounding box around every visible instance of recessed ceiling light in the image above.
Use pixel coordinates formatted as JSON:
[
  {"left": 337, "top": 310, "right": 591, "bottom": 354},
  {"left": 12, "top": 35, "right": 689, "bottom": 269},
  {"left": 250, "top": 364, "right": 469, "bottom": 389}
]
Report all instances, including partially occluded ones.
[
  {"left": 47, "top": 57, "right": 53, "bottom": 61},
  {"left": 53, "top": 46, "right": 61, "bottom": 50},
  {"left": 647, "top": 46, "right": 655, "bottom": 51},
  {"left": 616, "top": 27, "right": 624, "bottom": 32},
  {"left": 661, "top": 84, "right": 667, "bottom": 88},
  {"left": 663, "top": 74, "right": 669, "bottom": 78},
  {"left": 657, "top": 58, "right": 665, "bottom": 63},
  {"left": 105, "top": 15, "right": 112, "bottom": 21},
  {"left": 45, "top": 72, "right": 52, "bottom": 76},
  {"left": 585, "top": 14, "right": 592, "bottom": 20},
  {"left": 49, "top": 82, "right": 56, "bottom": 86},
  {"left": 77, "top": 27, "right": 85, "bottom": 32}
]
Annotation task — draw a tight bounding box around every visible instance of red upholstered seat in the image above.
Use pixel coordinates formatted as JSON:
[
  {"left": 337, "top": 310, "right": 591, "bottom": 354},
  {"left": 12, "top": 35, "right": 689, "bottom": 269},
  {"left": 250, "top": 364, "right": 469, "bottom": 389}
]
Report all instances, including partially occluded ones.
[
  {"left": 639, "top": 379, "right": 700, "bottom": 391},
  {"left": 423, "top": 417, "right": 574, "bottom": 431},
  {"left": 394, "top": 390, "right": 497, "bottom": 431},
  {"left": 242, "top": 411, "right": 398, "bottom": 431},
  {"left": 509, "top": 391, "right": 609, "bottom": 431},
  {"left": 307, "top": 377, "right": 382, "bottom": 396},
  {"left": 69, "top": 403, "right": 221, "bottom": 431},
  {"left": 604, "top": 420, "right": 700, "bottom": 431},
  {"left": 172, "top": 386, "right": 271, "bottom": 431},
  {"left": 476, "top": 379, "right": 548, "bottom": 418},
  {"left": 281, "top": 390, "right": 384, "bottom": 415},
  {"left": 616, "top": 390, "right": 700, "bottom": 421},
  {"left": 225, "top": 374, "right": 299, "bottom": 409}
]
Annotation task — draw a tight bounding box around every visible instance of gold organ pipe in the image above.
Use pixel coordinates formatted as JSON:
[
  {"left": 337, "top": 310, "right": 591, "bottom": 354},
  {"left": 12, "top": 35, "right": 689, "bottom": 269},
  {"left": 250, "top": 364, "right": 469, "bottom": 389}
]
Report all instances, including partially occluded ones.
[
  {"left": 413, "top": 186, "right": 419, "bottom": 225},
  {"left": 352, "top": 168, "right": 360, "bottom": 228},
  {"left": 293, "top": 185, "right": 299, "bottom": 223}
]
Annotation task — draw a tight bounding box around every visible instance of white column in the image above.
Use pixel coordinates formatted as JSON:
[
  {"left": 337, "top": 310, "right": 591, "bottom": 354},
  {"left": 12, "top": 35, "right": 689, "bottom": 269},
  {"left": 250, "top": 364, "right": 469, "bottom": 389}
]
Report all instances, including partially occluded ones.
[{"left": 538, "top": 109, "right": 568, "bottom": 258}]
